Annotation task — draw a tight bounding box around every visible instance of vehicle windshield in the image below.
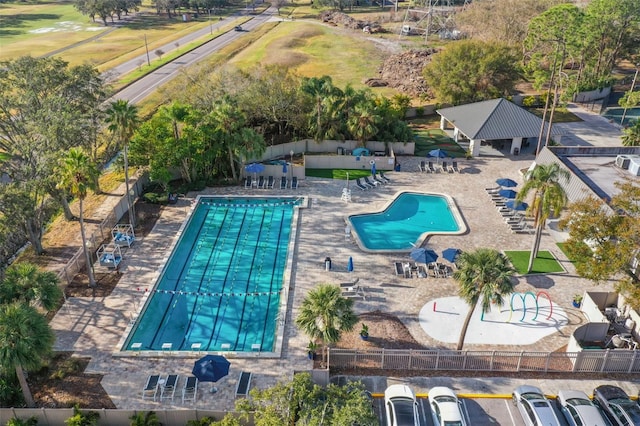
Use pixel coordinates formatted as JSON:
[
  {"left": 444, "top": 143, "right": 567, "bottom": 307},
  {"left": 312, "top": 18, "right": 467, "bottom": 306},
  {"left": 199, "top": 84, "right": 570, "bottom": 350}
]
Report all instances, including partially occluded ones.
[
  {"left": 392, "top": 398, "right": 417, "bottom": 425},
  {"left": 435, "top": 396, "right": 457, "bottom": 403},
  {"left": 443, "top": 422, "right": 463, "bottom": 426},
  {"left": 618, "top": 401, "right": 640, "bottom": 422},
  {"left": 568, "top": 398, "right": 592, "bottom": 406},
  {"left": 522, "top": 392, "right": 545, "bottom": 401}
]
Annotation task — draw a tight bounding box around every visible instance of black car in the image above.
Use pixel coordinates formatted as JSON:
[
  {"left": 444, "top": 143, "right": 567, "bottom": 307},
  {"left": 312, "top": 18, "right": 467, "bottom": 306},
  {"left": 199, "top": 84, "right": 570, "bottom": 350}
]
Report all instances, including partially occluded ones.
[
  {"left": 593, "top": 385, "right": 640, "bottom": 426},
  {"left": 234, "top": 25, "right": 243, "bottom": 31}
]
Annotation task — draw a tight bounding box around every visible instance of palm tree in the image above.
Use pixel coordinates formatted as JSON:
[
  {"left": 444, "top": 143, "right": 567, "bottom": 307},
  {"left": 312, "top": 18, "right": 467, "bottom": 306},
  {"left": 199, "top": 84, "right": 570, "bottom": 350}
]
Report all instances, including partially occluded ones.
[
  {"left": 0, "top": 302, "right": 55, "bottom": 407},
  {"left": 105, "top": 99, "right": 140, "bottom": 228},
  {"left": 453, "top": 248, "right": 515, "bottom": 350},
  {"left": 56, "top": 148, "right": 99, "bottom": 288},
  {"left": 0, "top": 262, "right": 62, "bottom": 312},
  {"left": 295, "top": 284, "right": 358, "bottom": 362},
  {"left": 622, "top": 120, "right": 640, "bottom": 146},
  {"left": 301, "top": 76, "right": 336, "bottom": 142},
  {"left": 516, "top": 163, "right": 570, "bottom": 273},
  {"left": 347, "top": 102, "right": 380, "bottom": 148}
]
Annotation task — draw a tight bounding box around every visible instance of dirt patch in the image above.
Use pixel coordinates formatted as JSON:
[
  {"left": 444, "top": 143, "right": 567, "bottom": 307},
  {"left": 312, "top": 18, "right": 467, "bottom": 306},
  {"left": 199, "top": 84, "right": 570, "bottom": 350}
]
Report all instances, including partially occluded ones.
[
  {"left": 367, "top": 49, "right": 437, "bottom": 98},
  {"left": 29, "top": 352, "right": 116, "bottom": 409},
  {"left": 336, "top": 311, "right": 426, "bottom": 351}
]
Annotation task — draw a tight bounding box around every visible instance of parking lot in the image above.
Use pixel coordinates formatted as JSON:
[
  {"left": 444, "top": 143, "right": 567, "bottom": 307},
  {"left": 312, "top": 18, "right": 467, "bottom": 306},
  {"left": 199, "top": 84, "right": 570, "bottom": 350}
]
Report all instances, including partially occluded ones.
[{"left": 373, "top": 395, "right": 573, "bottom": 426}]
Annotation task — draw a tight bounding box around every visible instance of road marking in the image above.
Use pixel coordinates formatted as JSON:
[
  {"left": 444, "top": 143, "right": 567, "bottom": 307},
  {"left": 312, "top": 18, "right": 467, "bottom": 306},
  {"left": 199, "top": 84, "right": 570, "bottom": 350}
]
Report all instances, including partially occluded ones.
[
  {"left": 504, "top": 399, "right": 517, "bottom": 425},
  {"left": 461, "top": 399, "right": 471, "bottom": 425}
]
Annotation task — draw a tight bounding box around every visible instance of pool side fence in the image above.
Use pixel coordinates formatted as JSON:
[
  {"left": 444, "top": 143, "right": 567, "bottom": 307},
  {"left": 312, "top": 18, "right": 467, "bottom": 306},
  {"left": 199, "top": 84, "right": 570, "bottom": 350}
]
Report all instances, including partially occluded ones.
[{"left": 328, "top": 348, "right": 640, "bottom": 373}]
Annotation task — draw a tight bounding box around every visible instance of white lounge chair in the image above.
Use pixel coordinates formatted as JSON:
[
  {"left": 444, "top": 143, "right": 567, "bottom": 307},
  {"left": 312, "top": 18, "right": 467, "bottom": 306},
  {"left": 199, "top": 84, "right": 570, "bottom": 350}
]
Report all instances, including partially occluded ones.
[
  {"left": 243, "top": 176, "right": 251, "bottom": 188},
  {"left": 266, "top": 176, "right": 275, "bottom": 189},
  {"left": 142, "top": 375, "right": 160, "bottom": 400},
  {"left": 291, "top": 176, "right": 298, "bottom": 189},
  {"left": 182, "top": 376, "right": 198, "bottom": 403},
  {"left": 257, "top": 176, "right": 265, "bottom": 188},
  {"left": 379, "top": 171, "right": 391, "bottom": 182},
  {"left": 160, "top": 374, "right": 179, "bottom": 401},
  {"left": 280, "top": 177, "right": 288, "bottom": 189},
  {"left": 235, "top": 371, "right": 252, "bottom": 398}
]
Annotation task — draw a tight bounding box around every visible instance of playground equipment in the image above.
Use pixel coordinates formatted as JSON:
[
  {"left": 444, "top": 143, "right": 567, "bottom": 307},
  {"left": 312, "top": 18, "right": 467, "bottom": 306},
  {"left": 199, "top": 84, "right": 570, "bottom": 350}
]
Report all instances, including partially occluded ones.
[{"left": 505, "top": 291, "right": 553, "bottom": 323}]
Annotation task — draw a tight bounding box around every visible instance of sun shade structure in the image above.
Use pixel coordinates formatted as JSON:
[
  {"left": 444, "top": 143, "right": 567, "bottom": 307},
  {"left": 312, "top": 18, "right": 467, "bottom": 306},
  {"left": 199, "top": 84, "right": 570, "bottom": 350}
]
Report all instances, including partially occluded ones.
[
  {"left": 437, "top": 98, "right": 566, "bottom": 157},
  {"left": 410, "top": 247, "right": 438, "bottom": 264},
  {"left": 192, "top": 355, "right": 230, "bottom": 383}
]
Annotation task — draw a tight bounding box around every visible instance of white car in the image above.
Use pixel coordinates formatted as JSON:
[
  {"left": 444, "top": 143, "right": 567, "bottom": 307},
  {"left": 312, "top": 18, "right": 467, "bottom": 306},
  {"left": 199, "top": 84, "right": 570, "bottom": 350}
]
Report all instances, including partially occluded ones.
[
  {"left": 384, "top": 384, "right": 420, "bottom": 426},
  {"left": 557, "top": 390, "right": 608, "bottom": 426},
  {"left": 428, "top": 386, "right": 467, "bottom": 426},
  {"left": 512, "top": 385, "right": 562, "bottom": 426}
]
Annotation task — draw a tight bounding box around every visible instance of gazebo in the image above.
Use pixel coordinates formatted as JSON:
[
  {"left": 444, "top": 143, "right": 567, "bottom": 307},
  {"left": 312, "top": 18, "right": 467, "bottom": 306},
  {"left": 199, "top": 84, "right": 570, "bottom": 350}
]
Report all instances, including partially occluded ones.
[{"left": 437, "top": 98, "right": 566, "bottom": 157}]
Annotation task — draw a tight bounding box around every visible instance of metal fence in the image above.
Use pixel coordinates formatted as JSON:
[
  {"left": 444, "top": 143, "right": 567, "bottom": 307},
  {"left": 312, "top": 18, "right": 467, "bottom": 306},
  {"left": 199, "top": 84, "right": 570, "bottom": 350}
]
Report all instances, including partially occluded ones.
[
  {"left": 56, "top": 175, "right": 148, "bottom": 284},
  {"left": 328, "top": 348, "right": 640, "bottom": 373}
]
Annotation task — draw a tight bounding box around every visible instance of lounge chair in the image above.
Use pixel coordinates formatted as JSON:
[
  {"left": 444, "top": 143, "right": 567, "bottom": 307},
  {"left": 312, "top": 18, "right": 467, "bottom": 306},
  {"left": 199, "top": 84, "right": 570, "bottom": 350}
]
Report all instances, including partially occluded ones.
[
  {"left": 160, "top": 374, "right": 179, "bottom": 401},
  {"left": 441, "top": 161, "right": 449, "bottom": 173},
  {"left": 427, "top": 161, "right": 436, "bottom": 173},
  {"left": 266, "top": 176, "right": 275, "bottom": 189},
  {"left": 243, "top": 176, "right": 251, "bottom": 188},
  {"left": 451, "top": 161, "right": 460, "bottom": 173},
  {"left": 340, "top": 277, "right": 360, "bottom": 288},
  {"left": 291, "top": 176, "right": 298, "bottom": 189},
  {"left": 419, "top": 160, "right": 427, "bottom": 172},
  {"left": 280, "top": 177, "right": 288, "bottom": 189},
  {"left": 364, "top": 176, "right": 378, "bottom": 188},
  {"left": 374, "top": 173, "right": 387, "bottom": 185},
  {"left": 182, "top": 376, "right": 198, "bottom": 403},
  {"left": 394, "top": 261, "right": 404, "bottom": 275},
  {"left": 417, "top": 265, "right": 428, "bottom": 278},
  {"left": 235, "top": 371, "right": 253, "bottom": 398},
  {"left": 341, "top": 284, "right": 366, "bottom": 300},
  {"left": 355, "top": 178, "right": 368, "bottom": 191},
  {"left": 257, "top": 176, "right": 265, "bottom": 188},
  {"left": 379, "top": 171, "right": 391, "bottom": 182},
  {"left": 142, "top": 374, "right": 160, "bottom": 400}
]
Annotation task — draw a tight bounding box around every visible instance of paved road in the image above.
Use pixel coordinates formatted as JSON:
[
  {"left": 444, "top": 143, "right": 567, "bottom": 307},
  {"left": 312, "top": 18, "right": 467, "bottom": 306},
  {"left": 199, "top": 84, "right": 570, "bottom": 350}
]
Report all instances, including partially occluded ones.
[{"left": 112, "top": 6, "right": 277, "bottom": 103}]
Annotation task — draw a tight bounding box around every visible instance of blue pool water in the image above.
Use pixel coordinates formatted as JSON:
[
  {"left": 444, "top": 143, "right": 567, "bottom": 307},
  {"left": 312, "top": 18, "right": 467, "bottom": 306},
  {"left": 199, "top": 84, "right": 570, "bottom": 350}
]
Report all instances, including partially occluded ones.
[
  {"left": 603, "top": 107, "right": 640, "bottom": 126},
  {"left": 348, "top": 192, "right": 463, "bottom": 251},
  {"left": 124, "top": 197, "right": 301, "bottom": 352}
]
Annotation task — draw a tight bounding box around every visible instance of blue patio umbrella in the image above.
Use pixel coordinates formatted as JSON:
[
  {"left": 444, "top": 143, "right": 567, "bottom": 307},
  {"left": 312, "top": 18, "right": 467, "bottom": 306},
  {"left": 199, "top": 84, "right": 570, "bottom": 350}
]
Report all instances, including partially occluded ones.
[
  {"left": 505, "top": 200, "right": 528, "bottom": 211},
  {"left": 282, "top": 162, "right": 288, "bottom": 174},
  {"left": 428, "top": 149, "right": 449, "bottom": 163},
  {"left": 498, "top": 189, "right": 518, "bottom": 199},
  {"left": 371, "top": 161, "right": 377, "bottom": 176},
  {"left": 496, "top": 178, "right": 517, "bottom": 188},
  {"left": 192, "top": 354, "right": 230, "bottom": 383},
  {"left": 245, "top": 163, "right": 265, "bottom": 181},
  {"left": 442, "top": 248, "right": 461, "bottom": 263},
  {"left": 347, "top": 256, "right": 354, "bottom": 272},
  {"left": 410, "top": 247, "right": 438, "bottom": 264}
]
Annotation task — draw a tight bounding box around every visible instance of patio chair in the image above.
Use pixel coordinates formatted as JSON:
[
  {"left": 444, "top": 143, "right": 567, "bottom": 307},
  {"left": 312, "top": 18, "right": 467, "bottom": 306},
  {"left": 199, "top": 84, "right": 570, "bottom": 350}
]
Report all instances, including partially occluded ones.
[
  {"left": 419, "top": 160, "right": 427, "bottom": 172},
  {"left": 355, "top": 178, "right": 368, "bottom": 191},
  {"left": 142, "top": 374, "right": 160, "bottom": 400},
  {"left": 243, "top": 176, "right": 251, "bottom": 188},
  {"left": 427, "top": 161, "right": 436, "bottom": 173},
  {"left": 364, "top": 176, "right": 378, "bottom": 188},
  {"left": 451, "top": 161, "right": 460, "bottom": 173},
  {"left": 280, "top": 176, "right": 288, "bottom": 189},
  {"left": 266, "top": 176, "right": 275, "bottom": 189},
  {"left": 442, "top": 161, "right": 451, "bottom": 173},
  {"left": 291, "top": 176, "right": 298, "bottom": 189},
  {"left": 341, "top": 285, "right": 366, "bottom": 300},
  {"left": 374, "top": 174, "right": 387, "bottom": 185},
  {"left": 394, "top": 262, "right": 404, "bottom": 275},
  {"left": 379, "top": 171, "right": 391, "bottom": 182},
  {"left": 417, "top": 265, "right": 428, "bottom": 278},
  {"left": 235, "top": 371, "right": 253, "bottom": 398},
  {"left": 340, "top": 277, "right": 360, "bottom": 288},
  {"left": 257, "top": 176, "right": 265, "bottom": 189},
  {"left": 182, "top": 376, "right": 198, "bottom": 403},
  {"left": 160, "top": 374, "right": 179, "bottom": 401}
]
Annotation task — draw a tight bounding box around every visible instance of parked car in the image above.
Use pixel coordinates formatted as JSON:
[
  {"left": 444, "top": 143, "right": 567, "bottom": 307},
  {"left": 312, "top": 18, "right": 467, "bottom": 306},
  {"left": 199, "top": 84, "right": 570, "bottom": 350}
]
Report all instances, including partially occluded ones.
[
  {"left": 593, "top": 385, "right": 640, "bottom": 426},
  {"left": 428, "top": 386, "right": 467, "bottom": 426},
  {"left": 512, "top": 385, "right": 562, "bottom": 426},
  {"left": 384, "top": 384, "right": 420, "bottom": 426},
  {"left": 557, "top": 390, "right": 608, "bottom": 426}
]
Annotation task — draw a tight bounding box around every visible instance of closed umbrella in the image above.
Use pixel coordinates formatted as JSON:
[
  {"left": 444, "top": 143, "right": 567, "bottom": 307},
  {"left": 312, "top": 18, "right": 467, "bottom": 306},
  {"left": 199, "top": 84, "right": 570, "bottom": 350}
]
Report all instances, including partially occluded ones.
[
  {"left": 192, "top": 354, "right": 230, "bottom": 385},
  {"left": 410, "top": 247, "right": 438, "bottom": 264},
  {"left": 347, "top": 256, "right": 354, "bottom": 272},
  {"left": 498, "top": 189, "right": 518, "bottom": 199},
  {"left": 282, "top": 162, "right": 288, "bottom": 174},
  {"left": 496, "top": 178, "right": 517, "bottom": 188},
  {"left": 505, "top": 200, "right": 528, "bottom": 211},
  {"left": 371, "top": 161, "right": 377, "bottom": 177}
]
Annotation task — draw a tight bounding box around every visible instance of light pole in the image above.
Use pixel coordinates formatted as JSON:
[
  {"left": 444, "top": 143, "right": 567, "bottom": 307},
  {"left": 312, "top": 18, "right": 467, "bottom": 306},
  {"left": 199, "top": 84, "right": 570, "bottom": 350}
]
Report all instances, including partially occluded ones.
[
  {"left": 621, "top": 66, "right": 639, "bottom": 126},
  {"left": 143, "top": 34, "right": 151, "bottom": 66},
  {"left": 208, "top": 8, "right": 213, "bottom": 35},
  {"left": 289, "top": 150, "right": 294, "bottom": 183}
]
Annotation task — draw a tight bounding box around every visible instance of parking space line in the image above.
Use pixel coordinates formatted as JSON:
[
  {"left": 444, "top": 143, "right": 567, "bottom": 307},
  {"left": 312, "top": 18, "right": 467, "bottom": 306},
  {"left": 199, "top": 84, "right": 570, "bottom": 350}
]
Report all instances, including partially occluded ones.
[
  {"left": 504, "top": 399, "right": 517, "bottom": 425},
  {"left": 461, "top": 399, "right": 471, "bottom": 425}
]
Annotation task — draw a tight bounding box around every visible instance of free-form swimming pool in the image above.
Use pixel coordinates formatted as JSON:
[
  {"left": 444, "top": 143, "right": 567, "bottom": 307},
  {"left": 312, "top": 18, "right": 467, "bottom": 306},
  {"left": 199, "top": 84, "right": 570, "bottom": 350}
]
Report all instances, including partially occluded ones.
[
  {"left": 347, "top": 192, "right": 466, "bottom": 251},
  {"left": 603, "top": 107, "right": 640, "bottom": 127},
  {"left": 123, "top": 197, "right": 303, "bottom": 353}
]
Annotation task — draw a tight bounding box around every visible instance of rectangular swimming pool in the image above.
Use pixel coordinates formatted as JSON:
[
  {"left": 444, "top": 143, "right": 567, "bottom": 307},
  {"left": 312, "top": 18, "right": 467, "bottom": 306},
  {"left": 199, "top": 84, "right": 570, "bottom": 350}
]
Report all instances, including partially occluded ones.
[{"left": 123, "top": 196, "right": 303, "bottom": 353}]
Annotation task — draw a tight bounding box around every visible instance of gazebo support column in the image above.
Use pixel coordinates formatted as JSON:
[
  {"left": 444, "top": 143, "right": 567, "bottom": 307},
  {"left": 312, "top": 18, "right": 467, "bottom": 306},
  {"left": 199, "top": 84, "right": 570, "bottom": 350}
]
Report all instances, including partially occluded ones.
[
  {"left": 440, "top": 116, "right": 447, "bottom": 130},
  {"left": 469, "top": 139, "right": 481, "bottom": 157},
  {"left": 510, "top": 137, "right": 523, "bottom": 155},
  {"left": 453, "top": 128, "right": 460, "bottom": 142}
]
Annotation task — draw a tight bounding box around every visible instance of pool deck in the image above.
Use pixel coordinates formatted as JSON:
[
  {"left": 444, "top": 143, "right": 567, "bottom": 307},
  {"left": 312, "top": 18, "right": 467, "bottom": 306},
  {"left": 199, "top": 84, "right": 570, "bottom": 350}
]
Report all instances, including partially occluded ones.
[{"left": 49, "top": 152, "right": 617, "bottom": 411}]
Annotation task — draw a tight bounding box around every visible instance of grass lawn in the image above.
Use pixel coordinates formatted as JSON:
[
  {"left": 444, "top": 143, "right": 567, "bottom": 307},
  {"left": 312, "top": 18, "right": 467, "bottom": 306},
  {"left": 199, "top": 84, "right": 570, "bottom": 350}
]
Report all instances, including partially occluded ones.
[
  {"left": 528, "top": 107, "right": 583, "bottom": 123},
  {"left": 305, "top": 169, "right": 378, "bottom": 180},
  {"left": 504, "top": 250, "right": 565, "bottom": 275}
]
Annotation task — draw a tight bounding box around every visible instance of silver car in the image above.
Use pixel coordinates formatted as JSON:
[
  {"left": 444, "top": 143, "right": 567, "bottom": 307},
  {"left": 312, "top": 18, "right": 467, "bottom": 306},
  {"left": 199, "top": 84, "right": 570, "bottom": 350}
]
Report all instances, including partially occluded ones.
[
  {"left": 512, "top": 385, "right": 562, "bottom": 426},
  {"left": 428, "top": 386, "right": 467, "bottom": 426},
  {"left": 557, "top": 390, "right": 608, "bottom": 426},
  {"left": 384, "top": 384, "right": 420, "bottom": 426}
]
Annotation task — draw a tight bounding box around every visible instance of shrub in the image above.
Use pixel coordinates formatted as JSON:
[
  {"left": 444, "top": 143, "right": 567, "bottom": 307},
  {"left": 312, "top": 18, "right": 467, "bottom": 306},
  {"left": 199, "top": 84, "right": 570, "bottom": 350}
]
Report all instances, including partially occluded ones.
[{"left": 415, "top": 106, "right": 425, "bottom": 117}]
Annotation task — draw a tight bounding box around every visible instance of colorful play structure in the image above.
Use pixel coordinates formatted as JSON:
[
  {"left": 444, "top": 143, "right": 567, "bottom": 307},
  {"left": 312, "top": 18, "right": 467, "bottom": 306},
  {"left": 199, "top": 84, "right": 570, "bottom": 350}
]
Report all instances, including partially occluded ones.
[{"left": 505, "top": 291, "right": 553, "bottom": 323}]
